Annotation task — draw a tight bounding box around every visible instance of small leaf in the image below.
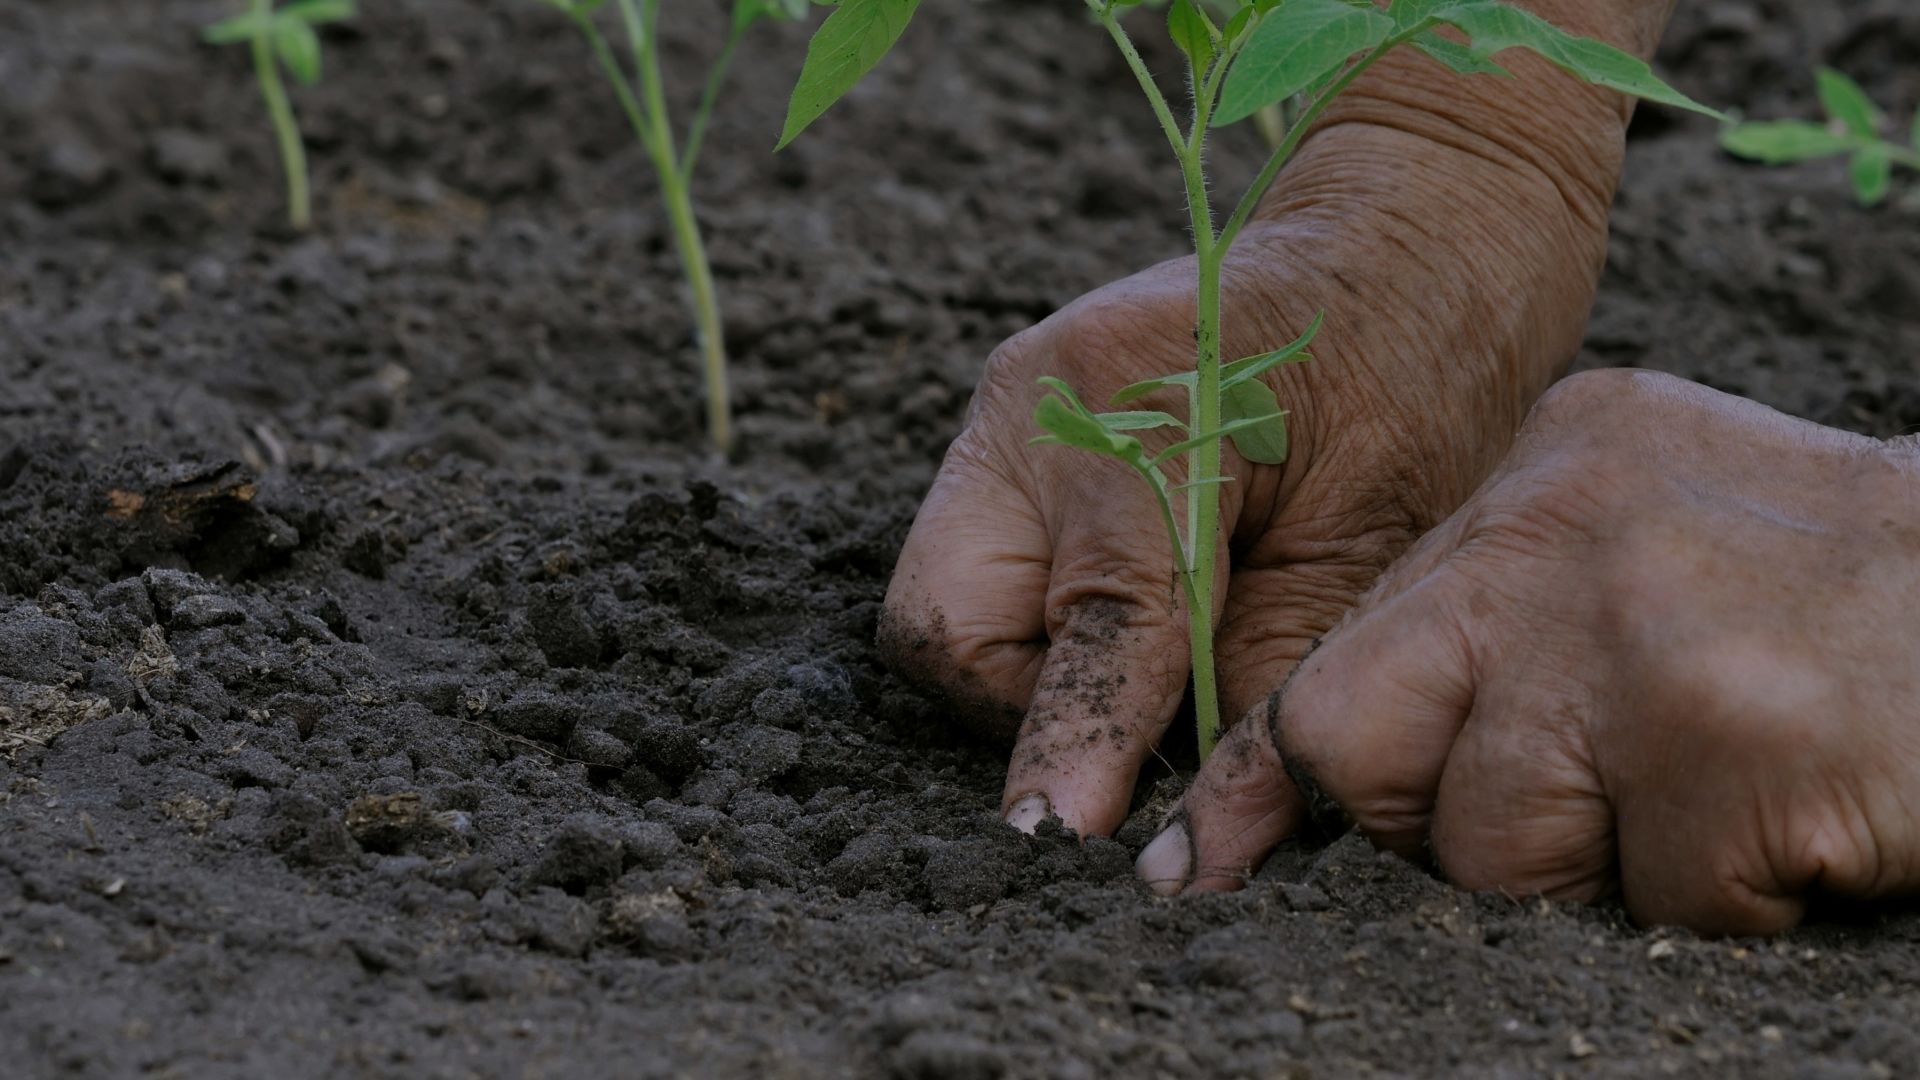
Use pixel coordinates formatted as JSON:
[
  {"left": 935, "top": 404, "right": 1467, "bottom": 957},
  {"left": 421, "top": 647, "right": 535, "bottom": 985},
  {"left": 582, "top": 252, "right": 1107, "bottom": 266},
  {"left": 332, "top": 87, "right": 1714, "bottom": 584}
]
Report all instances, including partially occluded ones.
[
  {"left": 282, "top": 0, "right": 357, "bottom": 25},
  {"left": 1101, "top": 410, "right": 1188, "bottom": 433},
  {"left": 1036, "top": 375, "right": 1097, "bottom": 416},
  {"left": 1221, "top": 380, "right": 1289, "bottom": 463},
  {"left": 1427, "top": 2, "right": 1720, "bottom": 119},
  {"left": 1410, "top": 30, "right": 1511, "bottom": 77},
  {"left": 777, "top": 0, "right": 923, "bottom": 150},
  {"left": 1168, "top": 0, "right": 1218, "bottom": 72},
  {"left": 1850, "top": 145, "right": 1893, "bottom": 207},
  {"left": 1214, "top": 0, "right": 1394, "bottom": 127},
  {"left": 1110, "top": 371, "right": 1196, "bottom": 406},
  {"left": 1152, "top": 413, "right": 1287, "bottom": 466},
  {"left": 1222, "top": 311, "right": 1323, "bottom": 387},
  {"left": 203, "top": 12, "right": 269, "bottom": 44},
  {"left": 1170, "top": 476, "right": 1236, "bottom": 492},
  {"left": 274, "top": 17, "right": 323, "bottom": 85},
  {"left": 1719, "top": 120, "right": 1856, "bottom": 164},
  {"left": 1815, "top": 67, "right": 1880, "bottom": 138},
  {"left": 1033, "top": 394, "right": 1142, "bottom": 460},
  {"left": 1222, "top": 5, "right": 1254, "bottom": 46}
]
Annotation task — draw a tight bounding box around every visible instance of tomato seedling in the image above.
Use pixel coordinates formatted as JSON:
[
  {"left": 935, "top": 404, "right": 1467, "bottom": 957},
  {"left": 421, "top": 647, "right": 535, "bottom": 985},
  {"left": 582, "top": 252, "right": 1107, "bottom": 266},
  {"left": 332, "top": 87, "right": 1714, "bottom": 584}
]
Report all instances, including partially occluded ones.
[
  {"left": 783, "top": 0, "right": 1714, "bottom": 759},
  {"left": 1722, "top": 68, "right": 1919, "bottom": 208},
  {"left": 540, "top": 0, "right": 808, "bottom": 452},
  {"left": 203, "top": 0, "right": 355, "bottom": 231}
]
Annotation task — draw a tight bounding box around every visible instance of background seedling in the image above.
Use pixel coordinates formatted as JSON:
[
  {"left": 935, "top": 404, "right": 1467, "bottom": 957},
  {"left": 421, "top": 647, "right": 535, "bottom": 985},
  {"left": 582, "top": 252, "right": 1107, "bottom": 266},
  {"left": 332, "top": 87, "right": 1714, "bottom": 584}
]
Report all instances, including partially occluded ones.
[
  {"left": 203, "top": 0, "right": 355, "bottom": 231},
  {"left": 541, "top": 0, "right": 809, "bottom": 452},
  {"left": 1722, "top": 68, "right": 1919, "bottom": 207},
  {"left": 784, "top": 0, "right": 1713, "bottom": 760}
]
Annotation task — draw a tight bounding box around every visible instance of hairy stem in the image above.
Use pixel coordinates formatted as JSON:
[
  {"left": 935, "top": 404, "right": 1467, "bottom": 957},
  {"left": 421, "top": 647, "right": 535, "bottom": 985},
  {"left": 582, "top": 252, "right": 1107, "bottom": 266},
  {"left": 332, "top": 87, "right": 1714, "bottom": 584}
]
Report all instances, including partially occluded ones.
[
  {"left": 249, "top": 0, "right": 309, "bottom": 230},
  {"left": 1187, "top": 229, "right": 1225, "bottom": 760},
  {"left": 1095, "top": 3, "right": 1189, "bottom": 160}
]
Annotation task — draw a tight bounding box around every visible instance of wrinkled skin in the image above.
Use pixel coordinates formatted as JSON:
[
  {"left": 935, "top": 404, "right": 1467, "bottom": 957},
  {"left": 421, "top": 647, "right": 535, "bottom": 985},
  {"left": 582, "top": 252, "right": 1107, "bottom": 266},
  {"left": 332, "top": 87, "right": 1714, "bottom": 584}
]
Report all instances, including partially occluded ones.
[
  {"left": 1146, "top": 370, "right": 1920, "bottom": 936},
  {"left": 880, "top": 50, "right": 1633, "bottom": 838}
]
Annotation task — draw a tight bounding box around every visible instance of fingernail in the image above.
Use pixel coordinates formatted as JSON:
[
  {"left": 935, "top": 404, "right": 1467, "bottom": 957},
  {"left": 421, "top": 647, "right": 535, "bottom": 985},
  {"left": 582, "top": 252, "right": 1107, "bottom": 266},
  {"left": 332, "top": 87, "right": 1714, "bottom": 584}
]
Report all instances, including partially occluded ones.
[
  {"left": 1136, "top": 820, "right": 1192, "bottom": 897},
  {"left": 1004, "top": 793, "right": 1051, "bottom": 834}
]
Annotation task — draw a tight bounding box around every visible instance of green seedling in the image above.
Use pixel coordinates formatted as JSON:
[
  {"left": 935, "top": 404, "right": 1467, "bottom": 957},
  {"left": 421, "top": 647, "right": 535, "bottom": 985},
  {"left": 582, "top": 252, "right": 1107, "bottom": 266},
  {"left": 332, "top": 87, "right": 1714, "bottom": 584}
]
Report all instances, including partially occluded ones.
[
  {"left": 540, "top": 0, "right": 806, "bottom": 452},
  {"left": 783, "top": 0, "right": 1714, "bottom": 759},
  {"left": 203, "top": 0, "right": 356, "bottom": 230},
  {"left": 1722, "top": 68, "right": 1920, "bottom": 208}
]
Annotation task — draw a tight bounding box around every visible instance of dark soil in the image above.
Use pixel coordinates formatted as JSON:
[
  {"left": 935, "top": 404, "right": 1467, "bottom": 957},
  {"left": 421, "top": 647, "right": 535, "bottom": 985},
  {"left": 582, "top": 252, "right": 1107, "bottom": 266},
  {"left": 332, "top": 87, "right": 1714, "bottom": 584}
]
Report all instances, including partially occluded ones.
[{"left": 3, "top": 0, "right": 1919, "bottom": 1076}]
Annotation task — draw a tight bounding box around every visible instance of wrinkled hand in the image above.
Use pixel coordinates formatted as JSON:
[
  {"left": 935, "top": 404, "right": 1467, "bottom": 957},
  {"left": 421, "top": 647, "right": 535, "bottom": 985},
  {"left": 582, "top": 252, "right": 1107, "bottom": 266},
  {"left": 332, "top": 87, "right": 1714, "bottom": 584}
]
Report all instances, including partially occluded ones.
[
  {"left": 1154, "top": 370, "right": 1920, "bottom": 935},
  {"left": 881, "top": 110, "right": 1616, "bottom": 837}
]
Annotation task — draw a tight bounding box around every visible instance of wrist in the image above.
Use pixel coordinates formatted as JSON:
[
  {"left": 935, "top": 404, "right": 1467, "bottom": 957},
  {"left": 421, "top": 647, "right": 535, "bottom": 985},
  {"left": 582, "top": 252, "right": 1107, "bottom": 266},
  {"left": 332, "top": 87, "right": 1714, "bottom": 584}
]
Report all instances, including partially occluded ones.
[
  {"left": 1265, "top": 46, "right": 1630, "bottom": 238},
  {"left": 1240, "top": 106, "right": 1616, "bottom": 413}
]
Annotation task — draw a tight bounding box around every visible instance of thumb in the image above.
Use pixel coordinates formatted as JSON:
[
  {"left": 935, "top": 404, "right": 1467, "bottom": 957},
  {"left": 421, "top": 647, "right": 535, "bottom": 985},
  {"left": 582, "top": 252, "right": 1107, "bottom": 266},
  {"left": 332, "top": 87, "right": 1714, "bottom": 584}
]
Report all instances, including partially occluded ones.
[
  {"left": 1269, "top": 569, "right": 1479, "bottom": 856},
  {"left": 1140, "top": 556, "right": 1479, "bottom": 894}
]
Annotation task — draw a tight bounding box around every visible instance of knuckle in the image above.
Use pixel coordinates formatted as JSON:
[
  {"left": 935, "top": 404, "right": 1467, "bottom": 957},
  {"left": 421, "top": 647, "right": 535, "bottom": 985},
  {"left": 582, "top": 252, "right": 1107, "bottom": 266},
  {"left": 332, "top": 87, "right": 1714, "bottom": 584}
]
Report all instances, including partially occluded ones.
[
  {"left": 1647, "top": 633, "right": 1830, "bottom": 736},
  {"left": 1044, "top": 547, "right": 1174, "bottom": 630},
  {"left": 1523, "top": 368, "right": 1700, "bottom": 440},
  {"left": 975, "top": 336, "right": 1043, "bottom": 420}
]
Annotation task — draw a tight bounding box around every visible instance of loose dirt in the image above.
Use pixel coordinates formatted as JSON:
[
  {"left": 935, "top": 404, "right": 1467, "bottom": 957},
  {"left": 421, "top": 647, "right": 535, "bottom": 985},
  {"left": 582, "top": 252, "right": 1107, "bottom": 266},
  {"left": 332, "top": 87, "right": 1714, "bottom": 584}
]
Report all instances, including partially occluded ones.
[{"left": 3, "top": 0, "right": 1918, "bottom": 1075}]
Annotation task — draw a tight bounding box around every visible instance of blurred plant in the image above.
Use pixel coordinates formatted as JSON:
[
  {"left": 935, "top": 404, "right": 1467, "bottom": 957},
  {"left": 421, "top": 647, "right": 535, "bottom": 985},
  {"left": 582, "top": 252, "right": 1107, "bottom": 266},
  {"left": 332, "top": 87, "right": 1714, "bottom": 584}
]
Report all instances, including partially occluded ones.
[
  {"left": 540, "top": 0, "right": 808, "bottom": 452},
  {"left": 1722, "top": 68, "right": 1919, "bottom": 208},
  {"left": 203, "top": 0, "right": 356, "bottom": 230},
  {"left": 779, "top": 0, "right": 1715, "bottom": 760}
]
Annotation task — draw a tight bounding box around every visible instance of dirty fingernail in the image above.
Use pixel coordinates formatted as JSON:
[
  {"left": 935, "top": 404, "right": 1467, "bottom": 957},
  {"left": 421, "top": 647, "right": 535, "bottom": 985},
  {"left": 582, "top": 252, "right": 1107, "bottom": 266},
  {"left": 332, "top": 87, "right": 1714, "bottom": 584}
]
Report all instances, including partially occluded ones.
[
  {"left": 1136, "top": 821, "right": 1192, "bottom": 897},
  {"left": 1004, "top": 793, "right": 1051, "bottom": 834}
]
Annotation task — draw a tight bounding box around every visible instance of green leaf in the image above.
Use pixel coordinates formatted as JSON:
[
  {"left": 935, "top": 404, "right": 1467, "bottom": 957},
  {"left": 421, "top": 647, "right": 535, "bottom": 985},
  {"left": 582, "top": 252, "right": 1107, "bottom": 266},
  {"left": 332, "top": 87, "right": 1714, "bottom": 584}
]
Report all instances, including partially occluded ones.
[
  {"left": 282, "top": 0, "right": 357, "bottom": 25},
  {"left": 1912, "top": 106, "right": 1920, "bottom": 154},
  {"left": 1101, "top": 410, "right": 1188, "bottom": 433},
  {"left": 203, "top": 12, "right": 269, "bottom": 44},
  {"left": 1222, "top": 311, "right": 1322, "bottom": 387},
  {"left": 1151, "top": 413, "right": 1287, "bottom": 466},
  {"left": 1815, "top": 68, "right": 1880, "bottom": 138},
  {"left": 1221, "top": 380, "right": 1289, "bottom": 463},
  {"left": 1036, "top": 375, "right": 1097, "bottom": 415},
  {"left": 1032, "top": 394, "right": 1143, "bottom": 461},
  {"left": 1214, "top": 0, "right": 1394, "bottom": 127},
  {"left": 1109, "top": 371, "right": 1196, "bottom": 405},
  {"left": 1850, "top": 145, "right": 1893, "bottom": 207},
  {"left": 1410, "top": 29, "right": 1511, "bottom": 77},
  {"left": 1425, "top": 2, "right": 1720, "bottom": 119},
  {"left": 1167, "top": 0, "right": 1218, "bottom": 72},
  {"left": 273, "top": 17, "right": 323, "bottom": 85},
  {"left": 777, "top": 0, "right": 923, "bottom": 150},
  {"left": 1222, "top": 5, "right": 1254, "bottom": 46},
  {"left": 1719, "top": 120, "right": 1856, "bottom": 164}
]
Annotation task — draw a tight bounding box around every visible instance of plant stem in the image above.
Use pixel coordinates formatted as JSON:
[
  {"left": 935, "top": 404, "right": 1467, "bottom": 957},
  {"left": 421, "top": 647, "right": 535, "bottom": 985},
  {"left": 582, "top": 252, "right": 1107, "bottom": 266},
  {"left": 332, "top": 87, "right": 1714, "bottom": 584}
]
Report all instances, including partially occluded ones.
[
  {"left": 659, "top": 176, "right": 732, "bottom": 452},
  {"left": 1095, "top": 4, "right": 1190, "bottom": 160},
  {"left": 249, "top": 0, "right": 309, "bottom": 230},
  {"left": 1096, "top": 5, "right": 1230, "bottom": 759},
  {"left": 1187, "top": 229, "right": 1226, "bottom": 760},
  {"left": 585, "top": 2, "right": 734, "bottom": 452}
]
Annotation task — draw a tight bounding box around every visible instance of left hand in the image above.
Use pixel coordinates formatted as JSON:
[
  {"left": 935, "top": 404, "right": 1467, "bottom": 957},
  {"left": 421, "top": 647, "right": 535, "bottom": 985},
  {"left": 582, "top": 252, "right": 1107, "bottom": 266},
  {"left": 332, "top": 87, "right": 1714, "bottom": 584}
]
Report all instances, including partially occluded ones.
[{"left": 1144, "top": 370, "right": 1920, "bottom": 936}]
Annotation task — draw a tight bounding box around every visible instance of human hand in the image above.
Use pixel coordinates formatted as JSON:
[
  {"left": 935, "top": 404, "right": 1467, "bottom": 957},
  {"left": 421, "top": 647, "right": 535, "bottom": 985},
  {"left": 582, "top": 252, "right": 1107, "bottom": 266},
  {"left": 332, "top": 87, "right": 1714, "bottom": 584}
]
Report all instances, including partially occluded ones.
[
  {"left": 1149, "top": 370, "right": 1920, "bottom": 935},
  {"left": 881, "top": 70, "right": 1627, "bottom": 838}
]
